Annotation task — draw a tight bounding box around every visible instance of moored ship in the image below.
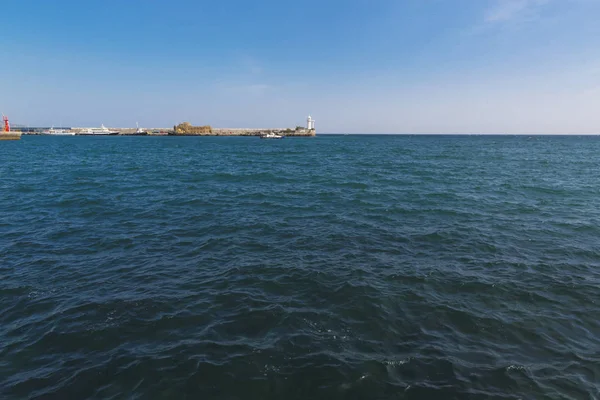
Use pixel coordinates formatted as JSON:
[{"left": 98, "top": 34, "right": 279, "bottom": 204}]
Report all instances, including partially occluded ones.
[
  {"left": 122, "top": 122, "right": 148, "bottom": 136},
  {"left": 77, "top": 124, "right": 119, "bottom": 135},
  {"left": 148, "top": 130, "right": 168, "bottom": 136},
  {"left": 42, "top": 127, "right": 75, "bottom": 136}
]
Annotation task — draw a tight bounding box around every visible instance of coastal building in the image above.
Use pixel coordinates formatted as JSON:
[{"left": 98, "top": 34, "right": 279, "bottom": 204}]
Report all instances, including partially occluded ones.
[{"left": 174, "top": 122, "right": 212, "bottom": 134}]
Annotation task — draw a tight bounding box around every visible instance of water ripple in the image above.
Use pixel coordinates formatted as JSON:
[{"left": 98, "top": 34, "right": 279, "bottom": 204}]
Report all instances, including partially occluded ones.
[{"left": 1, "top": 135, "right": 600, "bottom": 399}]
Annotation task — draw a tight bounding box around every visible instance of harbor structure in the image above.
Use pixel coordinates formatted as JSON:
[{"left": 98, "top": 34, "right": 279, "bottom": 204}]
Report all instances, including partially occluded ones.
[
  {"left": 171, "top": 115, "right": 316, "bottom": 136},
  {"left": 307, "top": 115, "right": 315, "bottom": 130},
  {"left": 174, "top": 122, "right": 212, "bottom": 134},
  {"left": 1, "top": 115, "right": 21, "bottom": 140},
  {"left": 3, "top": 114, "right": 316, "bottom": 137}
]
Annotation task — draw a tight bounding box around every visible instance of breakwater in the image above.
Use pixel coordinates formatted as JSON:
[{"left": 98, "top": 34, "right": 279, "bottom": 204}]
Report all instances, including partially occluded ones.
[
  {"left": 12, "top": 116, "right": 317, "bottom": 137},
  {"left": 15, "top": 126, "right": 316, "bottom": 137},
  {"left": 0, "top": 132, "right": 21, "bottom": 140},
  {"left": 172, "top": 121, "right": 315, "bottom": 136},
  {"left": 78, "top": 127, "right": 316, "bottom": 137},
  {"left": 170, "top": 126, "right": 316, "bottom": 137},
  {"left": 204, "top": 128, "right": 315, "bottom": 137}
]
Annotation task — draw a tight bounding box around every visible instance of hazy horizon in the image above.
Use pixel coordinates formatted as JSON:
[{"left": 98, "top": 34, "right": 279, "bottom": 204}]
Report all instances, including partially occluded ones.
[{"left": 2, "top": 0, "right": 599, "bottom": 134}]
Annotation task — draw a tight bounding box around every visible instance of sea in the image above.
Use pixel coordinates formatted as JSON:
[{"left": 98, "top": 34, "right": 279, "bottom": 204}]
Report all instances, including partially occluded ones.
[{"left": 1, "top": 135, "right": 599, "bottom": 399}]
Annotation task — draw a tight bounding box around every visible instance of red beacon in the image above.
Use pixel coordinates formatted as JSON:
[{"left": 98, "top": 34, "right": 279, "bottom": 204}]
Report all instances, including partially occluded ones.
[{"left": 2, "top": 115, "right": 10, "bottom": 132}]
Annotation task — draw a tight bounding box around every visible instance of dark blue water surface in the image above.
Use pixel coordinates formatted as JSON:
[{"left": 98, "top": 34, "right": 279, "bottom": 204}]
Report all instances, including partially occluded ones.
[{"left": 1, "top": 135, "right": 599, "bottom": 399}]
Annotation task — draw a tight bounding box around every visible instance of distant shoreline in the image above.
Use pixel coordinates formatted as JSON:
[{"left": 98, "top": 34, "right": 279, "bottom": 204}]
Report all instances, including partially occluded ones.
[
  {"left": 17, "top": 131, "right": 600, "bottom": 137},
  {"left": 317, "top": 133, "right": 600, "bottom": 136},
  {"left": 18, "top": 127, "right": 316, "bottom": 137}
]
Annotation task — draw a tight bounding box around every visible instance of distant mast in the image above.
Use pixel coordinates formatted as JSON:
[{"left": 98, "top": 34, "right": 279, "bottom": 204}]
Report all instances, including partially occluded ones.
[{"left": 307, "top": 115, "right": 314, "bottom": 130}]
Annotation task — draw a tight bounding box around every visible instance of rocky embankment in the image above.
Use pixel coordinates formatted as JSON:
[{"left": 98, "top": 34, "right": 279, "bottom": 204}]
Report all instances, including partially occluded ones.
[
  {"left": 209, "top": 128, "right": 315, "bottom": 137},
  {"left": 171, "top": 122, "right": 315, "bottom": 137}
]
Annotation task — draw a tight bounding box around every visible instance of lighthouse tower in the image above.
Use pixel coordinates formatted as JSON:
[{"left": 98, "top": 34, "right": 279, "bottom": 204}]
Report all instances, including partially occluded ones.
[
  {"left": 2, "top": 115, "right": 10, "bottom": 132},
  {"left": 0, "top": 114, "right": 21, "bottom": 140},
  {"left": 306, "top": 115, "right": 315, "bottom": 130}
]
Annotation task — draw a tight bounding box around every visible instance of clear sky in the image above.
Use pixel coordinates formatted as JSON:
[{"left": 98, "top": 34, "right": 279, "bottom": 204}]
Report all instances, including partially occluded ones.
[{"left": 2, "top": 0, "right": 599, "bottom": 133}]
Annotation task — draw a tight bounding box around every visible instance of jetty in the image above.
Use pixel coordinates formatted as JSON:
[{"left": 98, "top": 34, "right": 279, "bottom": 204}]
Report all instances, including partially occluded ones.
[
  {"left": 9, "top": 115, "right": 317, "bottom": 137},
  {"left": 0, "top": 115, "right": 21, "bottom": 140},
  {"left": 169, "top": 116, "right": 316, "bottom": 137},
  {"left": 170, "top": 125, "right": 315, "bottom": 137}
]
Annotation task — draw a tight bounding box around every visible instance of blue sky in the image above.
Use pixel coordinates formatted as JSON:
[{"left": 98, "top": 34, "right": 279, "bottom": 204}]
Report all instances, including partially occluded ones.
[{"left": 2, "top": 0, "right": 600, "bottom": 133}]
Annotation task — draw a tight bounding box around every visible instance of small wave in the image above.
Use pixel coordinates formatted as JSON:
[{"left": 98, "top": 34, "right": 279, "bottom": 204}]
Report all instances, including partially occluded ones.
[{"left": 2, "top": 135, "right": 600, "bottom": 399}]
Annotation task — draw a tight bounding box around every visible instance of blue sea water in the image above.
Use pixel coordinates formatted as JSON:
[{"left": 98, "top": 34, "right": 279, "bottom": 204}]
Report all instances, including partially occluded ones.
[{"left": 1, "top": 135, "right": 599, "bottom": 399}]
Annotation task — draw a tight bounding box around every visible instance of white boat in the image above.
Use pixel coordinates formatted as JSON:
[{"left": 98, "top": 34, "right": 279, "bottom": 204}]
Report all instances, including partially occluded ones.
[
  {"left": 42, "top": 127, "right": 75, "bottom": 136},
  {"left": 134, "top": 122, "right": 147, "bottom": 135},
  {"left": 77, "top": 124, "right": 119, "bottom": 136},
  {"left": 260, "top": 132, "right": 284, "bottom": 139},
  {"left": 122, "top": 122, "right": 148, "bottom": 136}
]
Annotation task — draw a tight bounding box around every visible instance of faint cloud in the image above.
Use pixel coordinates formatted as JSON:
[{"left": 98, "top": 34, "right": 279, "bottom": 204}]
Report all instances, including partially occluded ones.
[
  {"left": 240, "top": 55, "right": 263, "bottom": 75},
  {"left": 242, "top": 83, "right": 271, "bottom": 95},
  {"left": 462, "top": 0, "right": 553, "bottom": 35},
  {"left": 484, "top": 0, "right": 549, "bottom": 24},
  {"left": 218, "top": 83, "right": 273, "bottom": 96}
]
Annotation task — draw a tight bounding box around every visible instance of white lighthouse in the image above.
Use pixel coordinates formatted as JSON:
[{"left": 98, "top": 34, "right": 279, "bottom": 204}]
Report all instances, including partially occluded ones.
[{"left": 306, "top": 115, "right": 315, "bottom": 130}]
